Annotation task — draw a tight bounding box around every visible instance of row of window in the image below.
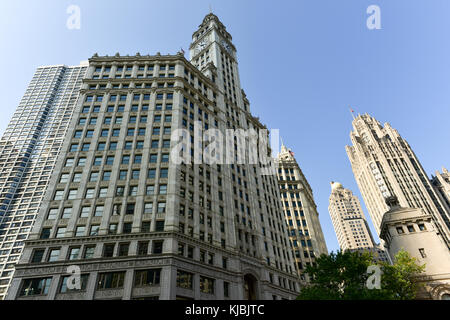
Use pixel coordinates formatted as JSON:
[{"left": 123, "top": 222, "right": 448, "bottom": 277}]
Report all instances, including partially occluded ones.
[
  {"left": 69, "top": 134, "right": 172, "bottom": 152},
  {"left": 40, "top": 218, "right": 166, "bottom": 239},
  {"left": 19, "top": 268, "right": 161, "bottom": 297},
  {"left": 94, "top": 64, "right": 175, "bottom": 73},
  {"left": 85, "top": 93, "right": 173, "bottom": 103}
]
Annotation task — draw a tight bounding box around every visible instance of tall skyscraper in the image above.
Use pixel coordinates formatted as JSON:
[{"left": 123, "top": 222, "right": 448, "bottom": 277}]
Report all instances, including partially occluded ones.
[
  {"left": 0, "top": 63, "right": 88, "bottom": 299},
  {"left": 345, "top": 114, "right": 450, "bottom": 248},
  {"left": 276, "top": 145, "right": 328, "bottom": 279},
  {"left": 328, "top": 182, "right": 375, "bottom": 251},
  {"left": 6, "top": 14, "right": 300, "bottom": 300},
  {"left": 328, "top": 182, "right": 387, "bottom": 262}
]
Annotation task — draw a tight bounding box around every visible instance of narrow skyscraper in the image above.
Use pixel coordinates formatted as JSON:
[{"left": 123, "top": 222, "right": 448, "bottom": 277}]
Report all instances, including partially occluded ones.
[
  {"left": 6, "top": 14, "right": 299, "bottom": 300},
  {"left": 276, "top": 145, "right": 328, "bottom": 280},
  {"left": 0, "top": 63, "right": 88, "bottom": 299},
  {"left": 328, "top": 182, "right": 387, "bottom": 262},
  {"left": 345, "top": 114, "right": 450, "bottom": 248}
]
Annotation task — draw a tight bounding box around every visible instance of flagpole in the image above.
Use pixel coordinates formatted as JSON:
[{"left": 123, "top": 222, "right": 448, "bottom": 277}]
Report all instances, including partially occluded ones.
[{"left": 349, "top": 106, "right": 356, "bottom": 120}]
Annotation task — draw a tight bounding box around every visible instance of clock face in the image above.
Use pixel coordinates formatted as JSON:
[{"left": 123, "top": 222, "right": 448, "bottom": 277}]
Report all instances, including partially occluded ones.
[
  {"left": 221, "top": 39, "right": 232, "bottom": 53},
  {"left": 195, "top": 39, "right": 208, "bottom": 54}
]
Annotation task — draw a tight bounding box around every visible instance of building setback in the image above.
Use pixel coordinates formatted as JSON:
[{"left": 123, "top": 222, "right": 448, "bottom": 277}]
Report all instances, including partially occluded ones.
[
  {"left": 345, "top": 114, "right": 450, "bottom": 248},
  {"left": 6, "top": 14, "right": 300, "bottom": 300},
  {"left": 0, "top": 63, "right": 88, "bottom": 299},
  {"left": 276, "top": 145, "right": 328, "bottom": 279},
  {"left": 328, "top": 182, "right": 388, "bottom": 263}
]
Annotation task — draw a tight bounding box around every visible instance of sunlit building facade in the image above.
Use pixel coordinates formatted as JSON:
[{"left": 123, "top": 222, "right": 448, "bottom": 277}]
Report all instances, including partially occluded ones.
[
  {"left": 276, "top": 145, "right": 328, "bottom": 280},
  {"left": 0, "top": 63, "right": 88, "bottom": 299},
  {"left": 6, "top": 14, "right": 299, "bottom": 300},
  {"left": 346, "top": 114, "right": 450, "bottom": 248}
]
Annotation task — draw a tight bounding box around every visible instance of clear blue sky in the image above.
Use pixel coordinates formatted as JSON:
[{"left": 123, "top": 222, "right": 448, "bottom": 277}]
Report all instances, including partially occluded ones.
[{"left": 1, "top": 0, "right": 449, "bottom": 253}]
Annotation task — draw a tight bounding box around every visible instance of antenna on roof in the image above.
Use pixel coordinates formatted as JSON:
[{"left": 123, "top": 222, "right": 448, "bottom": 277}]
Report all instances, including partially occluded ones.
[
  {"left": 209, "top": 4, "right": 213, "bottom": 13},
  {"left": 349, "top": 106, "right": 356, "bottom": 120}
]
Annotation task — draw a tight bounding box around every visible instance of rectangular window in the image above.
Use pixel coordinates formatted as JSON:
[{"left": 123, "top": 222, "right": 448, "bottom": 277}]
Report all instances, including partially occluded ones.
[
  {"left": 90, "top": 225, "right": 100, "bottom": 236},
  {"left": 159, "top": 185, "right": 167, "bottom": 195},
  {"left": 47, "top": 208, "right": 58, "bottom": 220},
  {"left": 31, "top": 249, "right": 45, "bottom": 263},
  {"left": 97, "top": 272, "right": 126, "bottom": 290},
  {"left": 62, "top": 207, "right": 72, "bottom": 218},
  {"left": 124, "top": 141, "right": 133, "bottom": 150},
  {"left": 129, "top": 186, "right": 138, "bottom": 196},
  {"left": 136, "top": 141, "right": 144, "bottom": 149},
  {"left": 224, "top": 281, "right": 229, "bottom": 297},
  {"left": 132, "top": 170, "right": 140, "bottom": 180},
  {"left": 200, "top": 276, "right": 215, "bottom": 294},
  {"left": 144, "top": 203, "right": 153, "bottom": 214},
  {"left": 118, "top": 243, "right": 129, "bottom": 257},
  {"left": 153, "top": 241, "right": 163, "bottom": 254},
  {"left": 176, "top": 270, "right": 193, "bottom": 289},
  {"left": 134, "top": 269, "right": 161, "bottom": 287},
  {"left": 75, "top": 226, "right": 86, "bottom": 237},
  {"left": 134, "top": 155, "right": 142, "bottom": 164},
  {"left": 20, "top": 278, "right": 52, "bottom": 296},
  {"left": 123, "top": 222, "right": 132, "bottom": 233},
  {"left": 86, "top": 188, "right": 95, "bottom": 199},
  {"left": 141, "top": 222, "right": 151, "bottom": 233},
  {"left": 149, "top": 154, "right": 158, "bottom": 163},
  {"left": 73, "top": 173, "right": 82, "bottom": 182},
  {"left": 119, "top": 171, "right": 128, "bottom": 180},
  {"left": 109, "top": 142, "right": 118, "bottom": 150},
  {"left": 137, "top": 241, "right": 149, "bottom": 255},
  {"left": 68, "top": 247, "right": 80, "bottom": 260},
  {"left": 65, "top": 158, "right": 75, "bottom": 167},
  {"left": 93, "top": 157, "right": 102, "bottom": 166},
  {"left": 60, "top": 274, "right": 88, "bottom": 293},
  {"left": 83, "top": 246, "right": 95, "bottom": 259},
  {"left": 90, "top": 172, "right": 99, "bottom": 182},
  {"left": 160, "top": 168, "right": 168, "bottom": 178},
  {"left": 157, "top": 203, "right": 166, "bottom": 213},
  {"left": 48, "top": 249, "right": 60, "bottom": 262},
  {"left": 56, "top": 227, "right": 66, "bottom": 238},
  {"left": 126, "top": 204, "right": 135, "bottom": 215},
  {"left": 94, "top": 205, "right": 104, "bottom": 216},
  {"left": 109, "top": 223, "right": 118, "bottom": 234},
  {"left": 103, "top": 244, "right": 115, "bottom": 257},
  {"left": 103, "top": 171, "right": 112, "bottom": 181},
  {"left": 148, "top": 169, "right": 156, "bottom": 179}
]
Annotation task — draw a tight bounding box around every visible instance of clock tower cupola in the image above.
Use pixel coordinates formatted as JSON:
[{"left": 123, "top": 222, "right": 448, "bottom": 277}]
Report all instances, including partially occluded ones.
[{"left": 189, "top": 13, "right": 246, "bottom": 111}]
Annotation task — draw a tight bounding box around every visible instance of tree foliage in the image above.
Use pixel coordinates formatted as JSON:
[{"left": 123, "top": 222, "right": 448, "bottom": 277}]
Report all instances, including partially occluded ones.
[{"left": 297, "top": 249, "right": 425, "bottom": 300}]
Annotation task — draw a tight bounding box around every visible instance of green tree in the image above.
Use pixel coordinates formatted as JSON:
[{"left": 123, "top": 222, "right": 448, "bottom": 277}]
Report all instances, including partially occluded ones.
[
  {"left": 379, "top": 250, "right": 426, "bottom": 300},
  {"left": 297, "top": 249, "right": 425, "bottom": 300}
]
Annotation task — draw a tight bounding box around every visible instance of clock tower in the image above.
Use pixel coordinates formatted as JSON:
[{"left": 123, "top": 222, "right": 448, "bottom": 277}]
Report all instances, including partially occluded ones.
[{"left": 189, "top": 13, "right": 248, "bottom": 114}]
